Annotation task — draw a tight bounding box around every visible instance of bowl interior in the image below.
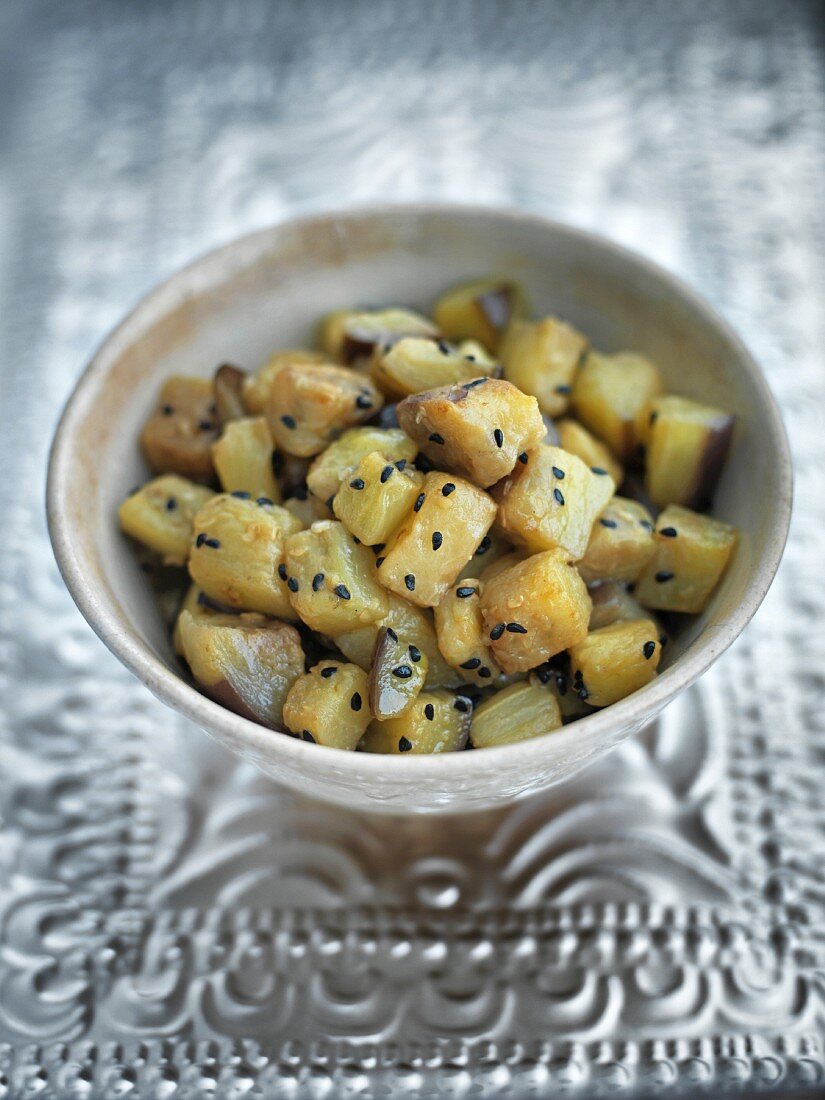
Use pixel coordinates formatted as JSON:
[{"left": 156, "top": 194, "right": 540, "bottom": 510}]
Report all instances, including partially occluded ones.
[{"left": 48, "top": 206, "right": 790, "bottom": 813}]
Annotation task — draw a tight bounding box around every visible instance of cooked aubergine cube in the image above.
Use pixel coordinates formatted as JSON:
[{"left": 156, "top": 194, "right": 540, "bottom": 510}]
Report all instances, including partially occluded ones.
[
  {"left": 397, "top": 378, "right": 545, "bottom": 488},
  {"left": 577, "top": 496, "right": 657, "bottom": 584},
  {"left": 283, "top": 660, "right": 371, "bottom": 749},
  {"left": 360, "top": 690, "right": 471, "bottom": 754},
  {"left": 188, "top": 494, "right": 302, "bottom": 618},
  {"left": 493, "top": 444, "right": 615, "bottom": 559},
  {"left": 370, "top": 336, "right": 500, "bottom": 399},
  {"left": 211, "top": 417, "right": 281, "bottom": 502},
  {"left": 568, "top": 619, "right": 662, "bottom": 707},
  {"left": 433, "top": 579, "right": 502, "bottom": 685},
  {"left": 176, "top": 609, "right": 304, "bottom": 728},
  {"left": 377, "top": 472, "right": 497, "bottom": 608},
  {"left": 213, "top": 363, "right": 248, "bottom": 425},
  {"left": 119, "top": 475, "right": 214, "bottom": 565},
  {"left": 266, "top": 363, "right": 384, "bottom": 457},
  {"left": 242, "top": 349, "right": 330, "bottom": 415},
  {"left": 588, "top": 580, "right": 666, "bottom": 645},
  {"left": 645, "top": 395, "right": 734, "bottom": 510},
  {"left": 306, "top": 426, "right": 417, "bottom": 508},
  {"left": 284, "top": 519, "right": 389, "bottom": 635},
  {"left": 480, "top": 549, "right": 591, "bottom": 674},
  {"left": 470, "top": 681, "right": 562, "bottom": 747},
  {"left": 432, "top": 278, "right": 525, "bottom": 351},
  {"left": 635, "top": 504, "right": 737, "bottom": 613},
  {"left": 571, "top": 351, "right": 662, "bottom": 460},
  {"left": 319, "top": 307, "right": 438, "bottom": 363},
  {"left": 336, "top": 592, "right": 462, "bottom": 688},
  {"left": 370, "top": 625, "right": 429, "bottom": 719},
  {"left": 499, "top": 316, "right": 589, "bottom": 417},
  {"left": 333, "top": 450, "right": 424, "bottom": 545},
  {"left": 140, "top": 376, "right": 220, "bottom": 482},
  {"left": 556, "top": 418, "right": 624, "bottom": 486}
]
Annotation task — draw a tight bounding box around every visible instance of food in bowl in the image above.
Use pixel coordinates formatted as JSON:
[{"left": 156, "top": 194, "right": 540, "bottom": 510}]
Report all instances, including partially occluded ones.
[{"left": 118, "top": 279, "right": 738, "bottom": 752}]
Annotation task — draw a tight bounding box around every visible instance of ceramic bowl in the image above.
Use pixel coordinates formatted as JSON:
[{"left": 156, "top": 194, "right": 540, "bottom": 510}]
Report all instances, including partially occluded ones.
[{"left": 47, "top": 204, "right": 791, "bottom": 814}]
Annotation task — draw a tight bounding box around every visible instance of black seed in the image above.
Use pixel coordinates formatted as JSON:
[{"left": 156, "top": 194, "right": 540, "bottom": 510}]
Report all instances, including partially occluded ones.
[
  {"left": 334, "top": 583, "right": 351, "bottom": 600},
  {"left": 394, "top": 459, "right": 407, "bottom": 471},
  {"left": 432, "top": 531, "right": 443, "bottom": 551},
  {"left": 534, "top": 663, "right": 553, "bottom": 685},
  {"left": 655, "top": 571, "right": 674, "bottom": 583},
  {"left": 600, "top": 518, "right": 618, "bottom": 528},
  {"left": 204, "top": 537, "right": 221, "bottom": 549},
  {"left": 386, "top": 627, "right": 398, "bottom": 642},
  {"left": 393, "top": 664, "right": 413, "bottom": 679},
  {"left": 465, "top": 354, "right": 476, "bottom": 362},
  {"left": 198, "top": 420, "right": 214, "bottom": 432},
  {"left": 302, "top": 730, "right": 316, "bottom": 743},
  {"left": 312, "top": 572, "right": 325, "bottom": 591},
  {"left": 356, "top": 394, "right": 373, "bottom": 409},
  {"left": 404, "top": 574, "right": 416, "bottom": 592},
  {"left": 442, "top": 483, "right": 456, "bottom": 496},
  {"left": 650, "top": 410, "right": 658, "bottom": 426},
  {"left": 660, "top": 526, "right": 678, "bottom": 538},
  {"left": 577, "top": 687, "right": 590, "bottom": 701},
  {"left": 475, "top": 535, "right": 491, "bottom": 556},
  {"left": 552, "top": 466, "right": 565, "bottom": 479},
  {"left": 493, "top": 428, "right": 504, "bottom": 448},
  {"left": 165, "top": 497, "right": 177, "bottom": 511},
  {"left": 456, "top": 586, "right": 477, "bottom": 599},
  {"left": 460, "top": 657, "right": 481, "bottom": 670},
  {"left": 643, "top": 641, "right": 656, "bottom": 660},
  {"left": 424, "top": 703, "right": 435, "bottom": 721},
  {"left": 489, "top": 623, "right": 505, "bottom": 641},
  {"left": 554, "top": 488, "right": 565, "bottom": 506},
  {"left": 463, "top": 377, "right": 487, "bottom": 390},
  {"left": 350, "top": 478, "right": 365, "bottom": 490},
  {"left": 591, "top": 466, "right": 608, "bottom": 476},
  {"left": 518, "top": 451, "right": 528, "bottom": 464},
  {"left": 351, "top": 692, "right": 362, "bottom": 711},
  {"left": 375, "top": 556, "right": 385, "bottom": 567},
  {"left": 231, "top": 490, "right": 251, "bottom": 499},
  {"left": 278, "top": 563, "right": 288, "bottom": 581},
  {"left": 415, "top": 452, "right": 433, "bottom": 473},
  {"left": 414, "top": 492, "right": 425, "bottom": 512},
  {"left": 161, "top": 403, "right": 174, "bottom": 415},
  {"left": 454, "top": 697, "right": 471, "bottom": 713},
  {"left": 478, "top": 666, "right": 492, "bottom": 679},
  {"left": 429, "top": 433, "right": 445, "bottom": 445},
  {"left": 437, "top": 339, "right": 450, "bottom": 355},
  {"left": 398, "top": 736, "right": 413, "bottom": 752},
  {"left": 554, "top": 384, "right": 572, "bottom": 395},
  {"left": 409, "top": 645, "right": 422, "bottom": 663},
  {"left": 195, "top": 533, "right": 207, "bottom": 547},
  {"left": 320, "top": 666, "right": 337, "bottom": 678},
  {"left": 281, "top": 415, "right": 296, "bottom": 429},
  {"left": 659, "top": 634, "right": 668, "bottom": 647},
  {"left": 380, "top": 465, "right": 394, "bottom": 483},
  {"left": 639, "top": 520, "right": 654, "bottom": 532},
  {"left": 257, "top": 496, "right": 273, "bottom": 506},
  {"left": 287, "top": 577, "right": 299, "bottom": 592},
  {"left": 556, "top": 672, "right": 568, "bottom": 696},
  {"left": 506, "top": 622, "right": 527, "bottom": 634}
]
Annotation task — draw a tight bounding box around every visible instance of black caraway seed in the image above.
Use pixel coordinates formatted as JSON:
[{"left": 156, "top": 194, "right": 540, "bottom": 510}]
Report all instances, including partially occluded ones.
[
  {"left": 350, "top": 692, "right": 362, "bottom": 711},
  {"left": 478, "top": 666, "right": 492, "bottom": 679},
  {"left": 453, "top": 697, "right": 470, "bottom": 713},
  {"left": 281, "top": 414, "right": 296, "bottom": 429},
  {"left": 415, "top": 452, "right": 433, "bottom": 472},
  {"left": 437, "top": 339, "right": 450, "bottom": 355},
  {"left": 404, "top": 573, "right": 416, "bottom": 591},
  {"left": 350, "top": 478, "right": 365, "bottom": 490},
  {"left": 442, "top": 483, "right": 456, "bottom": 496},
  {"left": 386, "top": 627, "right": 398, "bottom": 642},
  {"left": 257, "top": 497, "right": 273, "bottom": 506},
  {"left": 320, "top": 666, "right": 336, "bottom": 678},
  {"left": 165, "top": 497, "right": 177, "bottom": 511},
  {"left": 475, "top": 535, "right": 491, "bottom": 556},
  {"left": 398, "top": 736, "right": 413, "bottom": 752},
  {"left": 552, "top": 466, "right": 565, "bottom": 479},
  {"left": 600, "top": 518, "right": 618, "bottom": 528},
  {"left": 394, "top": 459, "right": 407, "bottom": 471},
  {"left": 429, "top": 433, "right": 445, "bottom": 445},
  {"left": 204, "top": 537, "right": 221, "bottom": 549},
  {"left": 643, "top": 641, "right": 656, "bottom": 660},
  {"left": 231, "top": 490, "right": 251, "bottom": 499},
  {"left": 639, "top": 520, "right": 654, "bottom": 532},
  {"left": 554, "top": 384, "right": 572, "bottom": 395},
  {"left": 464, "top": 376, "right": 487, "bottom": 389},
  {"left": 655, "top": 571, "right": 674, "bottom": 583},
  {"left": 424, "top": 703, "right": 435, "bottom": 721},
  {"left": 162, "top": 403, "right": 174, "bottom": 415},
  {"left": 312, "top": 572, "right": 325, "bottom": 591},
  {"left": 432, "top": 531, "right": 443, "bottom": 551},
  {"left": 660, "top": 526, "right": 678, "bottom": 538},
  {"left": 198, "top": 420, "right": 214, "bottom": 432},
  {"left": 489, "top": 623, "right": 505, "bottom": 641},
  {"left": 460, "top": 657, "right": 481, "bottom": 670},
  {"left": 287, "top": 577, "right": 299, "bottom": 592},
  {"left": 392, "top": 664, "right": 413, "bottom": 679},
  {"left": 196, "top": 533, "right": 207, "bottom": 548},
  {"left": 493, "top": 428, "right": 504, "bottom": 448},
  {"left": 506, "top": 622, "right": 527, "bottom": 634},
  {"left": 334, "top": 583, "right": 351, "bottom": 600},
  {"left": 380, "top": 465, "right": 393, "bottom": 483},
  {"left": 554, "top": 488, "right": 565, "bottom": 506},
  {"left": 409, "top": 645, "right": 422, "bottom": 663},
  {"left": 456, "top": 586, "right": 477, "bottom": 599},
  {"left": 356, "top": 394, "right": 373, "bottom": 409},
  {"left": 591, "top": 466, "right": 608, "bottom": 475},
  {"left": 375, "top": 556, "right": 385, "bottom": 567},
  {"left": 278, "top": 563, "right": 288, "bottom": 580},
  {"left": 518, "top": 451, "right": 528, "bottom": 464},
  {"left": 414, "top": 492, "right": 425, "bottom": 512}
]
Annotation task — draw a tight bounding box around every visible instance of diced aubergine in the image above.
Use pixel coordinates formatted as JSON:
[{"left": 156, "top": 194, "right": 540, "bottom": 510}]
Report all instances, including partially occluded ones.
[
  {"left": 370, "top": 336, "right": 500, "bottom": 399},
  {"left": 556, "top": 418, "right": 624, "bottom": 486},
  {"left": 335, "top": 591, "right": 462, "bottom": 689},
  {"left": 188, "top": 494, "right": 303, "bottom": 618},
  {"left": 211, "top": 417, "right": 281, "bottom": 502},
  {"left": 176, "top": 609, "right": 304, "bottom": 728},
  {"left": 577, "top": 496, "right": 657, "bottom": 584},
  {"left": 492, "top": 444, "right": 615, "bottom": 560},
  {"left": 645, "top": 395, "right": 734, "bottom": 510},
  {"left": 266, "top": 363, "right": 384, "bottom": 457},
  {"left": 360, "top": 690, "right": 471, "bottom": 754},
  {"left": 213, "top": 363, "right": 248, "bottom": 425},
  {"left": 284, "top": 519, "right": 388, "bottom": 635},
  {"left": 456, "top": 530, "right": 514, "bottom": 581},
  {"left": 635, "top": 504, "right": 737, "bottom": 613},
  {"left": 397, "top": 377, "right": 545, "bottom": 488},
  {"left": 283, "top": 660, "right": 371, "bottom": 749},
  {"left": 333, "top": 450, "right": 424, "bottom": 545},
  {"left": 242, "top": 349, "right": 330, "bottom": 415},
  {"left": 377, "top": 471, "right": 497, "bottom": 608},
  {"left": 433, "top": 578, "right": 502, "bottom": 685},
  {"left": 369, "top": 626, "right": 429, "bottom": 719},
  {"left": 469, "top": 681, "right": 562, "bottom": 747},
  {"left": 432, "top": 278, "right": 525, "bottom": 351},
  {"left": 306, "top": 426, "right": 417, "bottom": 508},
  {"left": 119, "top": 475, "right": 214, "bottom": 566},
  {"left": 588, "top": 580, "right": 666, "bottom": 647},
  {"left": 140, "top": 376, "right": 220, "bottom": 482},
  {"left": 319, "top": 307, "right": 438, "bottom": 363},
  {"left": 499, "top": 316, "right": 589, "bottom": 417},
  {"left": 568, "top": 619, "right": 662, "bottom": 707},
  {"left": 571, "top": 351, "right": 662, "bottom": 460},
  {"left": 480, "top": 549, "right": 592, "bottom": 674}
]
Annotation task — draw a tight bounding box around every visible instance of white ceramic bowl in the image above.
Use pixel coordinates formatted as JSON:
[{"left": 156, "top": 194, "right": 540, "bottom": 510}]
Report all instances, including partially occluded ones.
[{"left": 47, "top": 204, "right": 791, "bottom": 814}]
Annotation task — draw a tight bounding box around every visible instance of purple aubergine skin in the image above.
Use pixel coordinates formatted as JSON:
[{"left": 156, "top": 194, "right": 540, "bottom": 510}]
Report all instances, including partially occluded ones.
[
  {"left": 213, "top": 363, "right": 248, "bottom": 425},
  {"left": 475, "top": 284, "right": 517, "bottom": 344},
  {"left": 689, "top": 414, "right": 735, "bottom": 511}
]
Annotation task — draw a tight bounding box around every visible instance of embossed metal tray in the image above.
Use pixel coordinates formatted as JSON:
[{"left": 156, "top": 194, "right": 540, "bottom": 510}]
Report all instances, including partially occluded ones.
[{"left": 2, "top": 1, "right": 823, "bottom": 1094}]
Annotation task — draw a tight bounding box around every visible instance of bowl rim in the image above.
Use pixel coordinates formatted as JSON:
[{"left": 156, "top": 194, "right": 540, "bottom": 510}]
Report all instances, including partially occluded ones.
[{"left": 46, "top": 201, "right": 793, "bottom": 781}]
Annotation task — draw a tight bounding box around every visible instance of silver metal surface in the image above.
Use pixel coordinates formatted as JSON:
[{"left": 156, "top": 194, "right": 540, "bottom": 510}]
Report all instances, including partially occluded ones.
[{"left": 1, "top": 1, "right": 824, "bottom": 1094}]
